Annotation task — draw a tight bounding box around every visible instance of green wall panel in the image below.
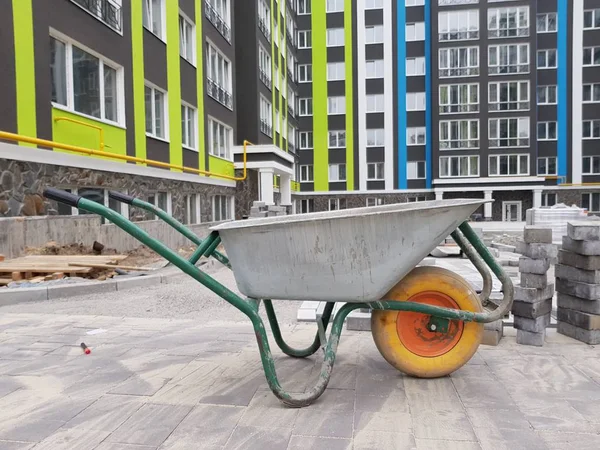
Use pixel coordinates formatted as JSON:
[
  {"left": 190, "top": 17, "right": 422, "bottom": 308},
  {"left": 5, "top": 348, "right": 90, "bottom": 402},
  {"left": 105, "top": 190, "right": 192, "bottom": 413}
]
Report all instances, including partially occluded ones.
[{"left": 311, "top": 1, "right": 328, "bottom": 191}]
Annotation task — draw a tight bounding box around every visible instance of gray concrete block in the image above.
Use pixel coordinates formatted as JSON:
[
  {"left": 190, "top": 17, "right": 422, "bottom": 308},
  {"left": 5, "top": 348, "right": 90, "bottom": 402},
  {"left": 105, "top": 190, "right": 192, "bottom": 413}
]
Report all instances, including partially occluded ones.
[
  {"left": 519, "top": 257, "right": 550, "bottom": 275},
  {"left": 513, "top": 314, "right": 551, "bottom": 333},
  {"left": 492, "top": 242, "right": 516, "bottom": 253},
  {"left": 516, "top": 241, "right": 558, "bottom": 259},
  {"left": 557, "top": 292, "right": 600, "bottom": 315},
  {"left": 568, "top": 221, "right": 600, "bottom": 241},
  {"left": 557, "top": 321, "right": 600, "bottom": 345},
  {"left": 511, "top": 298, "right": 553, "bottom": 319},
  {"left": 252, "top": 201, "right": 266, "bottom": 207},
  {"left": 556, "top": 278, "right": 600, "bottom": 301},
  {"left": 482, "top": 329, "right": 503, "bottom": 346},
  {"left": 555, "top": 264, "right": 600, "bottom": 284},
  {"left": 516, "top": 329, "right": 546, "bottom": 347},
  {"left": 251, "top": 211, "right": 268, "bottom": 218},
  {"left": 47, "top": 281, "right": 117, "bottom": 300},
  {"left": 520, "top": 272, "right": 548, "bottom": 289},
  {"left": 116, "top": 275, "right": 162, "bottom": 291},
  {"left": 0, "top": 286, "right": 48, "bottom": 305},
  {"left": 524, "top": 226, "right": 553, "bottom": 244},
  {"left": 557, "top": 307, "right": 600, "bottom": 331},
  {"left": 346, "top": 312, "right": 371, "bottom": 331},
  {"left": 558, "top": 249, "right": 600, "bottom": 271},
  {"left": 513, "top": 284, "right": 555, "bottom": 304},
  {"left": 563, "top": 235, "right": 600, "bottom": 256}
]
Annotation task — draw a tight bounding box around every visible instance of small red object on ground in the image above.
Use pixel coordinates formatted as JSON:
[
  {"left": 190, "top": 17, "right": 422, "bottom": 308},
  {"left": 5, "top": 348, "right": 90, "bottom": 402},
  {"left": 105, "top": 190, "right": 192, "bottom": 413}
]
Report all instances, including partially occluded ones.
[{"left": 80, "top": 342, "right": 91, "bottom": 354}]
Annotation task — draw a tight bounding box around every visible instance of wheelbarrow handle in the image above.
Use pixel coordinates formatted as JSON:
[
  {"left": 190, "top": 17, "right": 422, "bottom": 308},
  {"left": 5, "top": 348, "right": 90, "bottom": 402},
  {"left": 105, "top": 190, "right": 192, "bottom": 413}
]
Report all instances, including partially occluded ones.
[
  {"left": 108, "top": 191, "right": 135, "bottom": 205},
  {"left": 43, "top": 188, "right": 82, "bottom": 208}
]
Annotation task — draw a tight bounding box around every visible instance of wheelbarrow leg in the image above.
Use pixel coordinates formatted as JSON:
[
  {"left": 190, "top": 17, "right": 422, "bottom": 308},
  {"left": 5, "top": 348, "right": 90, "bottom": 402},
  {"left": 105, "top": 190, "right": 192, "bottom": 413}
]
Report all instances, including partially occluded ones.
[{"left": 263, "top": 300, "right": 334, "bottom": 358}]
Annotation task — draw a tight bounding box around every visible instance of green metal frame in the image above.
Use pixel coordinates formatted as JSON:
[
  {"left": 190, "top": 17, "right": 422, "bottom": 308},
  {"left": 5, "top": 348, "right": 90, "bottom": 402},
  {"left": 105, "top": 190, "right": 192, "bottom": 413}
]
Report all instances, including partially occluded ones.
[{"left": 44, "top": 189, "right": 513, "bottom": 408}]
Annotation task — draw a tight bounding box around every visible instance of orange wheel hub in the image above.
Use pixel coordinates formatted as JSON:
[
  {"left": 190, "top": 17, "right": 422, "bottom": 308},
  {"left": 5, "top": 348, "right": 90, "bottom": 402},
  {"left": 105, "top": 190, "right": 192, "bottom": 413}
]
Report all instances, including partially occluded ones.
[{"left": 396, "top": 291, "right": 464, "bottom": 358}]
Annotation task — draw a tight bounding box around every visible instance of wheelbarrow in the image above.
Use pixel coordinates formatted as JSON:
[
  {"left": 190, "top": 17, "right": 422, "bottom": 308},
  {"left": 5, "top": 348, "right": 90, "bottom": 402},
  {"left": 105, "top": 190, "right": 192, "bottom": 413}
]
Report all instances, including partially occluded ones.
[{"left": 43, "top": 188, "right": 513, "bottom": 408}]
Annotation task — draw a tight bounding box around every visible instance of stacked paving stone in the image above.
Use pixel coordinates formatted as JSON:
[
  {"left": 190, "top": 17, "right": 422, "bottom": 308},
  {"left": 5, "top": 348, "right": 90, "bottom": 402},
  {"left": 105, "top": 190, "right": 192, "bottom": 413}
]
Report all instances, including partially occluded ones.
[
  {"left": 556, "top": 221, "right": 600, "bottom": 345},
  {"left": 249, "top": 201, "right": 287, "bottom": 218},
  {"left": 513, "top": 227, "right": 557, "bottom": 347}
]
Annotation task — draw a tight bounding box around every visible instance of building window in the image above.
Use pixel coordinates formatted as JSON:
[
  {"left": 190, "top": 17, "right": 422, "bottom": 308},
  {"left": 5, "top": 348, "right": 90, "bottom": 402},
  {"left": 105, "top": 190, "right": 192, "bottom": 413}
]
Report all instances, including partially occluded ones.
[
  {"left": 179, "top": 13, "right": 195, "bottom": 64},
  {"left": 147, "top": 191, "right": 170, "bottom": 215},
  {"left": 259, "top": 45, "right": 272, "bottom": 88},
  {"left": 406, "top": 23, "right": 425, "bottom": 41},
  {"left": 407, "top": 161, "right": 426, "bottom": 180},
  {"left": 300, "top": 165, "right": 314, "bottom": 182},
  {"left": 274, "top": 109, "right": 280, "bottom": 134},
  {"left": 258, "top": 0, "right": 271, "bottom": 42},
  {"left": 406, "top": 92, "right": 426, "bottom": 111},
  {"left": 326, "top": 0, "right": 344, "bottom": 12},
  {"left": 488, "top": 81, "right": 530, "bottom": 111},
  {"left": 440, "top": 120, "right": 479, "bottom": 150},
  {"left": 538, "top": 157, "right": 557, "bottom": 176},
  {"left": 584, "top": 9, "right": 600, "bottom": 29},
  {"left": 288, "top": 125, "right": 296, "bottom": 150},
  {"left": 329, "top": 130, "right": 346, "bottom": 148},
  {"left": 365, "top": 25, "right": 384, "bottom": 44},
  {"left": 181, "top": 103, "right": 197, "bottom": 150},
  {"left": 583, "top": 156, "right": 600, "bottom": 175},
  {"left": 537, "top": 13, "right": 557, "bottom": 33},
  {"left": 438, "top": 10, "right": 479, "bottom": 41},
  {"left": 488, "top": 7, "right": 529, "bottom": 38},
  {"left": 406, "top": 0, "right": 425, "bottom": 5},
  {"left": 489, "top": 154, "right": 529, "bottom": 176},
  {"left": 208, "top": 117, "right": 232, "bottom": 160},
  {"left": 542, "top": 193, "right": 557, "bottom": 207},
  {"left": 260, "top": 95, "right": 272, "bottom": 137},
  {"left": 206, "top": 42, "right": 232, "bottom": 109},
  {"left": 583, "top": 83, "right": 600, "bottom": 103},
  {"left": 583, "top": 47, "right": 600, "bottom": 67},
  {"left": 537, "top": 122, "right": 557, "bottom": 141},
  {"left": 537, "top": 49, "right": 557, "bottom": 69},
  {"left": 50, "top": 35, "right": 123, "bottom": 125},
  {"left": 366, "top": 60, "right": 385, "bottom": 79},
  {"left": 438, "top": 0, "right": 478, "bottom": 4},
  {"left": 143, "top": 0, "right": 165, "bottom": 40},
  {"left": 366, "top": 197, "right": 384, "bottom": 207},
  {"left": 327, "top": 62, "right": 345, "bottom": 81},
  {"left": 329, "top": 164, "right": 347, "bottom": 182},
  {"left": 366, "top": 0, "right": 385, "bottom": 8},
  {"left": 439, "top": 84, "right": 479, "bottom": 113},
  {"left": 299, "top": 98, "right": 313, "bottom": 116},
  {"left": 367, "top": 163, "right": 384, "bottom": 180},
  {"left": 145, "top": 84, "right": 167, "bottom": 139},
  {"left": 300, "top": 131, "right": 313, "bottom": 149},
  {"left": 439, "top": 156, "right": 479, "bottom": 178},
  {"left": 407, "top": 127, "right": 426, "bottom": 146},
  {"left": 298, "top": 0, "right": 311, "bottom": 15},
  {"left": 298, "top": 30, "right": 311, "bottom": 48},
  {"left": 367, "top": 94, "right": 385, "bottom": 113},
  {"left": 439, "top": 47, "right": 479, "bottom": 78},
  {"left": 326, "top": 28, "right": 345, "bottom": 47},
  {"left": 183, "top": 194, "right": 200, "bottom": 224},
  {"left": 298, "top": 64, "right": 312, "bottom": 82},
  {"left": 212, "top": 195, "right": 232, "bottom": 222},
  {"left": 300, "top": 199, "right": 315, "bottom": 213},
  {"left": 328, "top": 96, "right": 346, "bottom": 115},
  {"left": 367, "top": 129, "right": 385, "bottom": 147},
  {"left": 583, "top": 120, "right": 600, "bottom": 139},
  {"left": 406, "top": 57, "right": 426, "bottom": 76},
  {"left": 488, "top": 44, "right": 529, "bottom": 75},
  {"left": 582, "top": 193, "right": 600, "bottom": 213},
  {"left": 489, "top": 118, "right": 529, "bottom": 148},
  {"left": 537, "top": 85, "right": 557, "bottom": 105},
  {"left": 329, "top": 198, "right": 347, "bottom": 211}
]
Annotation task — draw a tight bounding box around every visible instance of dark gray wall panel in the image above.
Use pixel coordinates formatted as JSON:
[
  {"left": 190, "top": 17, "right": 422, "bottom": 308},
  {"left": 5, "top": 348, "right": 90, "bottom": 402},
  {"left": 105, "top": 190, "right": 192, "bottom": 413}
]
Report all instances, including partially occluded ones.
[
  {"left": 328, "top": 115, "right": 345, "bottom": 130},
  {"left": 365, "top": 44, "right": 384, "bottom": 60},
  {"left": 0, "top": 0, "right": 16, "bottom": 134},
  {"left": 366, "top": 79, "right": 385, "bottom": 93},
  {"left": 366, "top": 113, "right": 385, "bottom": 128},
  {"left": 180, "top": 61, "right": 197, "bottom": 106},
  {"left": 329, "top": 149, "right": 346, "bottom": 164},
  {"left": 328, "top": 81, "right": 346, "bottom": 96},
  {"left": 367, "top": 147, "right": 384, "bottom": 162},
  {"left": 182, "top": 148, "right": 199, "bottom": 170},
  {"left": 143, "top": 33, "right": 168, "bottom": 88},
  {"left": 365, "top": 10, "right": 383, "bottom": 25},
  {"left": 146, "top": 138, "right": 170, "bottom": 163}
]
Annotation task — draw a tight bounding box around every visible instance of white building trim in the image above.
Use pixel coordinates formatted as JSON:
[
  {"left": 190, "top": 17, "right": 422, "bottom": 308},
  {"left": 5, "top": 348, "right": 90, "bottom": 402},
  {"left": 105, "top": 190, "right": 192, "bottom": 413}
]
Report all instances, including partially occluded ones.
[
  {"left": 383, "top": 0, "right": 394, "bottom": 190},
  {"left": 357, "top": 0, "right": 367, "bottom": 191}
]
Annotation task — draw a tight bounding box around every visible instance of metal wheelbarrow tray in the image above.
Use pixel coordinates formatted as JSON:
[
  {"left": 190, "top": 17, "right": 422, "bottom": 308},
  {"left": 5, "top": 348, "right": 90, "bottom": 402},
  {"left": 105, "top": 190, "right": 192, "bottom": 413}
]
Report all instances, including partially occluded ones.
[{"left": 43, "top": 189, "right": 514, "bottom": 408}]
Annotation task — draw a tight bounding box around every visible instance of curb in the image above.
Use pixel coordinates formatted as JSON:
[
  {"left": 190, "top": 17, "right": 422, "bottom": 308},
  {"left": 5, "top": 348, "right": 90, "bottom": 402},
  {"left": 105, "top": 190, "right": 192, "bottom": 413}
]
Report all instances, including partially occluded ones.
[{"left": 0, "top": 259, "right": 222, "bottom": 306}]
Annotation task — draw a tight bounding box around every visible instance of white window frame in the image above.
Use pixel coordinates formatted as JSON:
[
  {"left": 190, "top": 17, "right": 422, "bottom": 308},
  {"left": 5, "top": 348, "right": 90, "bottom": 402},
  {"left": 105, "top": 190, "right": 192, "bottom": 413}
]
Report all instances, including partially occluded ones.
[
  {"left": 179, "top": 11, "right": 196, "bottom": 66},
  {"left": 489, "top": 154, "right": 530, "bottom": 177},
  {"left": 439, "top": 156, "right": 479, "bottom": 178},
  {"left": 329, "top": 130, "right": 346, "bottom": 148},
  {"left": 406, "top": 0, "right": 424, "bottom": 6},
  {"left": 206, "top": 39, "right": 233, "bottom": 95},
  {"left": 583, "top": 120, "right": 600, "bottom": 139},
  {"left": 299, "top": 131, "right": 313, "bottom": 149},
  {"left": 258, "top": 0, "right": 271, "bottom": 42},
  {"left": 537, "top": 121, "right": 557, "bottom": 141},
  {"left": 537, "top": 13, "right": 557, "bottom": 33},
  {"left": 328, "top": 163, "right": 347, "bottom": 182},
  {"left": 537, "top": 85, "right": 557, "bottom": 105},
  {"left": 148, "top": 191, "right": 172, "bottom": 216},
  {"left": 406, "top": 57, "right": 426, "bottom": 76},
  {"left": 143, "top": 0, "right": 166, "bottom": 41},
  {"left": 300, "top": 199, "right": 315, "bottom": 213},
  {"left": 439, "top": 120, "right": 479, "bottom": 150},
  {"left": 298, "top": 64, "right": 312, "bottom": 83},
  {"left": 584, "top": 9, "right": 600, "bottom": 30},
  {"left": 438, "top": 10, "right": 480, "bottom": 41},
  {"left": 207, "top": 116, "right": 233, "bottom": 160},
  {"left": 328, "top": 96, "right": 346, "bottom": 115},
  {"left": 300, "top": 165, "right": 314, "bottom": 182},
  {"left": 212, "top": 195, "right": 233, "bottom": 222},
  {"left": 259, "top": 44, "right": 272, "bottom": 88},
  {"left": 406, "top": 22, "right": 425, "bottom": 41},
  {"left": 583, "top": 47, "right": 600, "bottom": 67},
  {"left": 326, "top": 28, "right": 345, "bottom": 47},
  {"left": 366, "top": 197, "right": 384, "bottom": 207},
  {"left": 439, "top": 83, "right": 479, "bottom": 114},
  {"left": 366, "top": 60, "right": 385, "bottom": 79},
  {"left": 181, "top": 102, "right": 197, "bottom": 150},
  {"left": 50, "top": 31, "right": 125, "bottom": 127},
  {"left": 439, "top": 47, "right": 479, "bottom": 78},
  {"left": 583, "top": 83, "right": 600, "bottom": 103},
  {"left": 329, "top": 198, "right": 347, "bottom": 211},
  {"left": 407, "top": 127, "right": 426, "bottom": 146},
  {"left": 367, "top": 162, "right": 385, "bottom": 181},
  {"left": 488, "top": 7, "right": 529, "bottom": 39},
  {"left": 488, "top": 81, "right": 530, "bottom": 111},
  {"left": 542, "top": 193, "right": 557, "bottom": 207},
  {"left": 365, "top": 25, "right": 384, "bottom": 44},
  {"left": 299, "top": 98, "right": 313, "bottom": 116},
  {"left": 327, "top": 62, "right": 345, "bottom": 81},
  {"left": 298, "top": 0, "right": 311, "bottom": 15},
  {"left": 145, "top": 82, "right": 169, "bottom": 141},
  {"left": 488, "top": 44, "right": 530, "bottom": 75},
  {"left": 407, "top": 161, "right": 426, "bottom": 180},
  {"left": 582, "top": 193, "right": 600, "bottom": 213},
  {"left": 583, "top": 156, "right": 600, "bottom": 175},
  {"left": 298, "top": 30, "right": 312, "bottom": 49},
  {"left": 366, "top": 94, "right": 385, "bottom": 113},
  {"left": 183, "top": 193, "right": 201, "bottom": 224},
  {"left": 406, "top": 92, "right": 426, "bottom": 111},
  {"left": 326, "top": 0, "right": 344, "bottom": 13},
  {"left": 366, "top": 129, "right": 385, "bottom": 147},
  {"left": 537, "top": 157, "right": 557, "bottom": 176},
  {"left": 260, "top": 94, "right": 273, "bottom": 137},
  {"left": 537, "top": 49, "right": 557, "bottom": 69},
  {"left": 489, "top": 117, "right": 530, "bottom": 148}
]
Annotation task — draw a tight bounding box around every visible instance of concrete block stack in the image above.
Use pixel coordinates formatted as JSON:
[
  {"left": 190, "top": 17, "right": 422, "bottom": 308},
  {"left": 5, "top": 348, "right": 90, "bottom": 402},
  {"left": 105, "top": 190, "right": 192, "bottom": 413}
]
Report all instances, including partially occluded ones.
[
  {"left": 556, "top": 221, "right": 600, "bottom": 345},
  {"left": 249, "top": 201, "right": 287, "bottom": 219},
  {"left": 513, "top": 227, "right": 556, "bottom": 347}
]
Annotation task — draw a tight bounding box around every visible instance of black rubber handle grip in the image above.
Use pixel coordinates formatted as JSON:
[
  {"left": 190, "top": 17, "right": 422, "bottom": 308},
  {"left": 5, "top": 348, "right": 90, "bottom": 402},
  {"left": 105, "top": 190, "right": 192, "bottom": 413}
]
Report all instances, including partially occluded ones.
[
  {"left": 43, "top": 188, "right": 81, "bottom": 208},
  {"left": 108, "top": 191, "right": 135, "bottom": 205}
]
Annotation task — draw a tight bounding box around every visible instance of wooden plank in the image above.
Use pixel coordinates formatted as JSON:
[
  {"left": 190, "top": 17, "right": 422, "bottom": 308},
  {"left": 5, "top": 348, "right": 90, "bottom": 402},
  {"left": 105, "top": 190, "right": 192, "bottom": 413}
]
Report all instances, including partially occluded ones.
[
  {"left": 0, "top": 266, "right": 92, "bottom": 274},
  {"left": 68, "top": 263, "right": 156, "bottom": 271},
  {"left": 0, "top": 278, "right": 12, "bottom": 286}
]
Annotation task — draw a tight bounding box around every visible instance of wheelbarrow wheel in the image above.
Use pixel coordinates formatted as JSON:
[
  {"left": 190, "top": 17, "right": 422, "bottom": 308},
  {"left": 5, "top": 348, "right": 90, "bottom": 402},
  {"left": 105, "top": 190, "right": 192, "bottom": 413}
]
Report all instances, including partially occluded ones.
[{"left": 371, "top": 266, "right": 483, "bottom": 378}]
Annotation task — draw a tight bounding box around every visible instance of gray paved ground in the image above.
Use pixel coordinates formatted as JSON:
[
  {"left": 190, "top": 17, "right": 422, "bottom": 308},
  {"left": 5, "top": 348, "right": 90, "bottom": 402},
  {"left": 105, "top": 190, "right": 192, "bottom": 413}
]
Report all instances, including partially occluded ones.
[{"left": 1, "top": 267, "right": 600, "bottom": 449}]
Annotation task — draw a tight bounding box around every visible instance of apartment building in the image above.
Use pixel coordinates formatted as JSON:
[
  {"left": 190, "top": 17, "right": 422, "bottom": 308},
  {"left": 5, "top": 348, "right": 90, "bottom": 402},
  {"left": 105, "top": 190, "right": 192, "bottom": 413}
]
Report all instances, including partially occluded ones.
[
  {"left": 0, "top": 0, "right": 239, "bottom": 223},
  {"left": 293, "top": 0, "right": 600, "bottom": 220}
]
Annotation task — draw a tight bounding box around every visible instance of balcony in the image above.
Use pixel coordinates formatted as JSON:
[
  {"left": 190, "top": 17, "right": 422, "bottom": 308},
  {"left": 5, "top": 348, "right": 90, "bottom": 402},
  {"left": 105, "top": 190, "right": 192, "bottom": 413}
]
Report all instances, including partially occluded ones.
[
  {"left": 70, "top": 0, "right": 122, "bottom": 33},
  {"left": 258, "top": 17, "right": 271, "bottom": 42},
  {"left": 259, "top": 70, "right": 272, "bottom": 88},
  {"left": 207, "top": 78, "right": 233, "bottom": 110},
  {"left": 288, "top": 143, "right": 296, "bottom": 154},
  {"left": 205, "top": 0, "right": 231, "bottom": 43},
  {"left": 260, "top": 120, "right": 273, "bottom": 137},
  {"left": 288, "top": 104, "right": 295, "bottom": 118}
]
